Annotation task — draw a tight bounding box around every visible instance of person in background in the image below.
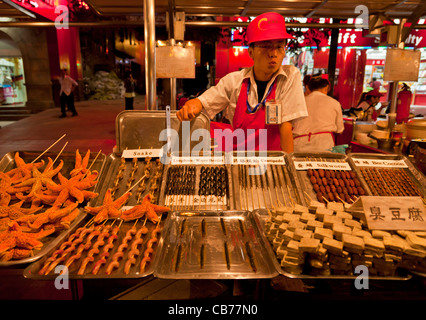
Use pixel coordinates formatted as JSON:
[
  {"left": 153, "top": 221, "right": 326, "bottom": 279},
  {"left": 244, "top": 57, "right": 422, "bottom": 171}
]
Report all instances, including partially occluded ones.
[
  {"left": 356, "top": 89, "right": 386, "bottom": 121},
  {"left": 292, "top": 75, "right": 344, "bottom": 152},
  {"left": 369, "top": 77, "right": 381, "bottom": 90},
  {"left": 303, "top": 74, "right": 312, "bottom": 96},
  {"left": 59, "top": 69, "right": 78, "bottom": 118},
  {"left": 124, "top": 70, "right": 136, "bottom": 110},
  {"left": 176, "top": 12, "right": 307, "bottom": 153}
]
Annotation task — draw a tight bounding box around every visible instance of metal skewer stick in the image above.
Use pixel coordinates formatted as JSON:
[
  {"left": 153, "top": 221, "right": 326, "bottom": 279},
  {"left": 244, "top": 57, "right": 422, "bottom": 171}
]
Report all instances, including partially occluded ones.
[
  {"left": 243, "top": 164, "right": 249, "bottom": 211},
  {"left": 248, "top": 165, "right": 256, "bottom": 209},
  {"left": 238, "top": 165, "right": 245, "bottom": 210},
  {"left": 286, "top": 184, "right": 295, "bottom": 207},
  {"left": 243, "top": 164, "right": 251, "bottom": 211},
  {"left": 280, "top": 165, "right": 293, "bottom": 207},
  {"left": 253, "top": 165, "right": 261, "bottom": 209},
  {"left": 270, "top": 164, "right": 282, "bottom": 207},
  {"left": 264, "top": 165, "right": 274, "bottom": 210},
  {"left": 258, "top": 164, "right": 268, "bottom": 209},
  {"left": 276, "top": 165, "right": 288, "bottom": 207}
]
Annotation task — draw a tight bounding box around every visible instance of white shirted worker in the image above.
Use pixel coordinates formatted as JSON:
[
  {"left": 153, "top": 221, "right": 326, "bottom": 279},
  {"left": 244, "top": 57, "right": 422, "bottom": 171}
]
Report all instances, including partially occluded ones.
[
  {"left": 292, "top": 75, "right": 344, "bottom": 153},
  {"left": 176, "top": 12, "right": 307, "bottom": 153}
]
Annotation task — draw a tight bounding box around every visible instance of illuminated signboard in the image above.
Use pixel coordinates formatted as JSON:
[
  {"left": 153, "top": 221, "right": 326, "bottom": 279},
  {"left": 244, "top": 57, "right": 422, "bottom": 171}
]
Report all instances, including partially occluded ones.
[{"left": 10, "top": 0, "right": 68, "bottom": 21}]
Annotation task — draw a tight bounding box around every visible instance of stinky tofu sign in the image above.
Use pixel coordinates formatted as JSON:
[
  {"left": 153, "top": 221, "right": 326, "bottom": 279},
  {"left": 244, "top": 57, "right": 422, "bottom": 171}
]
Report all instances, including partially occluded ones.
[{"left": 350, "top": 196, "right": 426, "bottom": 231}]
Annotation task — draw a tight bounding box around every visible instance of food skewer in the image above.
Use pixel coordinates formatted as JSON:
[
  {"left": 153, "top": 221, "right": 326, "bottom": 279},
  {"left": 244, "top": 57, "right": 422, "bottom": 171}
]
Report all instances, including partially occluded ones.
[
  {"left": 258, "top": 165, "right": 268, "bottom": 209},
  {"left": 223, "top": 241, "right": 231, "bottom": 270},
  {"left": 31, "top": 134, "right": 66, "bottom": 164},
  {"left": 245, "top": 242, "right": 257, "bottom": 272},
  {"left": 238, "top": 219, "right": 245, "bottom": 237},
  {"left": 247, "top": 165, "right": 255, "bottom": 210},
  {"left": 253, "top": 165, "right": 262, "bottom": 209},
  {"left": 275, "top": 165, "right": 288, "bottom": 207},
  {"left": 220, "top": 217, "right": 227, "bottom": 236},
  {"left": 199, "top": 243, "right": 205, "bottom": 269},
  {"left": 238, "top": 165, "right": 245, "bottom": 210},
  {"left": 270, "top": 164, "right": 282, "bottom": 207},
  {"left": 140, "top": 215, "right": 162, "bottom": 273},
  {"left": 239, "top": 164, "right": 248, "bottom": 210},
  {"left": 264, "top": 167, "right": 274, "bottom": 210},
  {"left": 174, "top": 243, "right": 183, "bottom": 272},
  {"left": 201, "top": 218, "right": 207, "bottom": 237},
  {"left": 91, "top": 221, "right": 121, "bottom": 275}
]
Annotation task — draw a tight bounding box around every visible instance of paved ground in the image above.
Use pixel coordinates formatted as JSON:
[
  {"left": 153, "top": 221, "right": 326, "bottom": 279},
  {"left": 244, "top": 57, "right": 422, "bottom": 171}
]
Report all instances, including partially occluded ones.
[{"left": 0, "top": 96, "right": 149, "bottom": 158}]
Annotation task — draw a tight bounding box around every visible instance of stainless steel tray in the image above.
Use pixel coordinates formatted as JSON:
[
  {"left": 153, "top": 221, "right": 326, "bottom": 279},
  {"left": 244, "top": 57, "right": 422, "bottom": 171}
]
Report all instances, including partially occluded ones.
[
  {"left": 231, "top": 151, "right": 306, "bottom": 211},
  {"left": 288, "top": 152, "right": 369, "bottom": 205},
  {"left": 347, "top": 153, "right": 426, "bottom": 198},
  {"left": 115, "top": 110, "right": 210, "bottom": 153},
  {"left": 0, "top": 150, "right": 107, "bottom": 267},
  {"left": 23, "top": 213, "right": 168, "bottom": 279},
  {"left": 253, "top": 209, "right": 412, "bottom": 281},
  {"left": 154, "top": 210, "right": 278, "bottom": 279}
]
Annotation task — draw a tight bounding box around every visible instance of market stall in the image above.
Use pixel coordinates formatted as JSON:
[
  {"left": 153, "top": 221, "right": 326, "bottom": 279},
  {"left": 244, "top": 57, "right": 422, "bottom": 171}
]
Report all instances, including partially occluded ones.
[{"left": 0, "top": 110, "right": 425, "bottom": 300}]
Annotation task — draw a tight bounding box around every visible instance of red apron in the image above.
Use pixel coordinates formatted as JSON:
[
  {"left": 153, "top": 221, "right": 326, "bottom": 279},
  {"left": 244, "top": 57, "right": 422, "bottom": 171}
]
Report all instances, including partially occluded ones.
[
  {"left": 293, "top": 131, "right": 335, "bottom": 143},
  {"left": 211, "top": 78, "right": 281, "bottom": 152}
]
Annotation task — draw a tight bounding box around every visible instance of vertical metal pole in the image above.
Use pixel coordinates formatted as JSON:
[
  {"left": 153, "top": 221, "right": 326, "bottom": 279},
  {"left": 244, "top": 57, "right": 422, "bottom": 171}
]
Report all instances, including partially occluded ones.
[
  {"left": 144, "top": 0, "right": 157, "bottom": 110},
  {"left": 169, "top": 37, "right": 177, "bottom": 110},
  {"left": 168, "top": 1, "right": 177, "bottom": 110},
  {"left": 327, "top": 19, "right": 340, "bottom": 97},
  {"left": 388, "top": 80, "right": 398, "bottom": 134},
  {"left": 388, "top": 20, "right": 406, "bottom": 133}
]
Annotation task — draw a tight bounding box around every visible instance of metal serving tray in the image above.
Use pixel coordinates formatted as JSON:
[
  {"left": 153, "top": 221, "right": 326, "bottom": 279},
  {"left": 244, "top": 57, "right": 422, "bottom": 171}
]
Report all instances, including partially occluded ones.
[
  {"left": 347, "top": 153, "right": 426, "bottom": 198},
  {"left": 253, "top": 209, "right": 412, "bottom": 281},
  {"left": 154, "top": 210, "right": 278, "bottom": 279},
  {"left": 115, "top": 110, "right": 210, "bottom": 153},
  {"left": 23, "top": 213, "right": 167, "bottom": 279},
  {"left": 231, "top": 151, "right": 306, "bottom": 211},
  {"left": 0, "top": 150, "right": 107, "bottom": 267},
  {"left": 288, "top": 152, "right": 370, "bottom": 205}
]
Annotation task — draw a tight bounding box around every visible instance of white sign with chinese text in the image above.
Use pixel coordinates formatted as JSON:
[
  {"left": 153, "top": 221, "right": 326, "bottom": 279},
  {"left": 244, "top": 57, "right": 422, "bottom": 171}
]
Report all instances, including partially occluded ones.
[
  {"left": 352, "top": 158, "right": 408, "bottom": 168},
  {"left": 349, "top": 196, "right": 426, "bottom": 230},
  {"left": 170, "top": 155, "right": 225, "bottom": 165},
  {"left": 294, "top": 161, "right": 352, "bottom": 171},
  {"left": 232, "top": 156, "right": 286, "bottom": 165},
  {"left": 122, "top": 149, "right": 162, "bottom": 159}
]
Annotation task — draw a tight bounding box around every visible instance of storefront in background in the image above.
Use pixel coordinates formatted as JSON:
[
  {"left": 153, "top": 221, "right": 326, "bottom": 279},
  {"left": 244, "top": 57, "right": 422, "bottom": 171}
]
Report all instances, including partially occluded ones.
[
  {"left": 215, "top": 20, "right": 426, "bottom": 111},
  {"left": 0, "top": 33, "right": 27, "bottom": 106}
]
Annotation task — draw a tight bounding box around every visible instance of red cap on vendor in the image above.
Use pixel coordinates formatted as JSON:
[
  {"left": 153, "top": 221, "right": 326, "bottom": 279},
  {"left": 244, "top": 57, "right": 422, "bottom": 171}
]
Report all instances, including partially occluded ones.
[
  {"left": 246, "top": 12, "right": 295, "bottom": 44},
  {"left": 367, "top": 89, "right": 384, "bottom": 97}
]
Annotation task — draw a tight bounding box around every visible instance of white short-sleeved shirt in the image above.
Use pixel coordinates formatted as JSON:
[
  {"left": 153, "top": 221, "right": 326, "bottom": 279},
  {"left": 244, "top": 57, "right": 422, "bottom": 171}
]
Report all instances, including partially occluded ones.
[
  {"left": 198, "top": 65, "right": 308, "bottom": 126},
  {"left": 59, "top": 76, "right": 78, "bottom": 96},
  {"left": 292, "top": 91, "right": 344, "bottom": 153}
]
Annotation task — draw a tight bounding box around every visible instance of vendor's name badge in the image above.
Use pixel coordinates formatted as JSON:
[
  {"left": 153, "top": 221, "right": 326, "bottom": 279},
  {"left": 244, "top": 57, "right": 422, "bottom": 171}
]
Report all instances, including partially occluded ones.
[{"left": 265, "top": 100, "right": 281, "bottom": 125}]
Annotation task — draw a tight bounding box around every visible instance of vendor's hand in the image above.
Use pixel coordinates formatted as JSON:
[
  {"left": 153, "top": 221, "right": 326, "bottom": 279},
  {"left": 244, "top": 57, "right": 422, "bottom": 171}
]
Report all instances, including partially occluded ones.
[{"left": 176, "top": 98, "right": 203, "bottom": 122}]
